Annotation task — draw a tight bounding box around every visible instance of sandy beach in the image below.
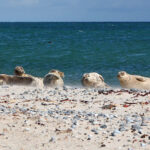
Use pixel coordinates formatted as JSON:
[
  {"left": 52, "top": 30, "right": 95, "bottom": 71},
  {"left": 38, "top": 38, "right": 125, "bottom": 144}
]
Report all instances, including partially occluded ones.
[{"left": 0, "top": 85, "right": 150, "bottom": 150}]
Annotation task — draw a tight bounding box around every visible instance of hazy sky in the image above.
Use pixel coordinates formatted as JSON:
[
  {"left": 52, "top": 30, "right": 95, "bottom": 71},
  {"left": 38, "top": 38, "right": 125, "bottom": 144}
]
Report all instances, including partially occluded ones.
[{"left": 0, "top": 0, "right": 150, "bottom": 21}]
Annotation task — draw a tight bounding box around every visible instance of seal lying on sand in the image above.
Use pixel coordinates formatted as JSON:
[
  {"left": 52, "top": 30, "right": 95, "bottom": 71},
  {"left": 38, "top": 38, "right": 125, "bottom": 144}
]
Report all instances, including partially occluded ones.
[
  {"left": 0, "top": 74, "right": 36, "bottom": 86},
  {"left": 81, "top": 72, "right": 109, "bottom": 88},
  {"left": 117, "top": 71, "right": 150, "bottom": 90},
  {"left": 14, "top": 66, "right": 43, "bottom": 87},
  {"left": 43, "top": 69, "right": 64, "bottom": 87}
]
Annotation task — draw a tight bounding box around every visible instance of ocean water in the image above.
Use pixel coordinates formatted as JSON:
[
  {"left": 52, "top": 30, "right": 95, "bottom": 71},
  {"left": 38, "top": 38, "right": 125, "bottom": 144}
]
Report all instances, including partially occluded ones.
[{"left": 0, "top": 22, "right": 150, "bottom": 86}]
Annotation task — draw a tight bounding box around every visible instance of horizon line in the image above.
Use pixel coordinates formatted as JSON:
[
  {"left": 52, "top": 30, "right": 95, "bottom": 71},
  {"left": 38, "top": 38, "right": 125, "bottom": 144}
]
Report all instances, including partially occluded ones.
[{"left": 0, "top": 21, "right": 150, "bottom": 23}]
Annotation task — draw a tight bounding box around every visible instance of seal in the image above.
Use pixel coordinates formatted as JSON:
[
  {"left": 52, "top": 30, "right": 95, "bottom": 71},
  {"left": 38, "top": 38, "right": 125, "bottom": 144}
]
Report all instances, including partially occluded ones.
[
  {"left": 43, "top": 69, "right": 64, "bottom": 87},
  {"left": 117, "top": 71, "right": 150, "bottom": 90},
  {"left": 0, "top": 74, "right": 36, "bottom": 86},
  {"left": 81, "top": 72, "right": 109, "bottom": 88},
  {"left": 14, "top": 66, "right": 43, "bottom": 87}
]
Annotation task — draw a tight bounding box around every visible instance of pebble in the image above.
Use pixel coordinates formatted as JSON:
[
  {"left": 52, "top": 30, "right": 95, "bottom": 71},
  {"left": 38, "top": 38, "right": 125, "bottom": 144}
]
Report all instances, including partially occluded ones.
[
  {"left": 49, "top": 137, "right": 55, "bottom": 142},
  {"left": 100, "top": 124, "right": 107, "bottom": 129},
  {"left": 128, "top": 148, "right": 133, "bottom": 150},
  {"left": 126, "top": 117, "right": 134, "bottom": 123},
  {"left": 111, "top": 129, "right": 121, "bottom": 136},
  {"left": 87, "top": 135, "right": 92, "bottom": 140},
  {"left": 92, "top": 121, "right": 99, "bottom": 125},
  {"left": 24, "top": 128, "right": 30, "bottom": 131},
  {"left": 141, "top": 143, "right": 146, "bottom": 147},
  {"left": 89, "top": 119, "right": 94, "bottom": 124},
  {"left": 91, "top": 129, "right": 99, "bottom": 134},
  {"left": 119, "top": 127, "right": 126, "bottom": 132},
  {"left": 131, "top": 125, "right": 141, "bottom": 131},
  {"left": 71, "top": 124, "right": 76, "bottom": 129}
]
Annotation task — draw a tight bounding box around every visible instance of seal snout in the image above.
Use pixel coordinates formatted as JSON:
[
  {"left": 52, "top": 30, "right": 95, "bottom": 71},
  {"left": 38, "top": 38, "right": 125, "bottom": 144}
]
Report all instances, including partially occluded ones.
[
  {"left": 117, "top": 74, "right": 120, "bottom": 78},
  {"left": 84, "top": 77, "right": 90, "bottom": 83},
  {"left": 117, "top": 71, "right": 126, "bottom": 78}
]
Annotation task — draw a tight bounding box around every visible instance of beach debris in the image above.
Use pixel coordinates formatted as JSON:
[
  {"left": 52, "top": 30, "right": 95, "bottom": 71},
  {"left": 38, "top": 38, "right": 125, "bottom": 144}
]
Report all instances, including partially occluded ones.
[
  {"left": 123, "top": 104, "right": 130, "bottom": 108},
  {"left": 102, "top": 104, "right": 116, "bottom": 109},
  {"left": 141, "top": 134, "right": 148, "bottom": 138},
  {"left": 98, "top": 89, "right": 150, "bottom": 98},
  {"left": 140, "top": 101, "right": 149, "bottom": 105},
  {"left": 55, "top": 128, "right": 72, "bottom": 134},
  {"left": 60, "top": 99, "right": 71, "bottom": 102}
]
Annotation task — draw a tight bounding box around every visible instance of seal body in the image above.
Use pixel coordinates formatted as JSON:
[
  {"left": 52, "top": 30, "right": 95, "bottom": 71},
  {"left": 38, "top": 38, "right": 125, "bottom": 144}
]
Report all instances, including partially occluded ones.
[
  {"left": 117, "top": 71, "right": 150, "bottom": 90},
  {"left": 0, "top": 74, "right": 36, "bottom": 86},
  {"left": 43, "top": 69, "right": 64, "bottom": 87},
  {"left": 14, "top": 66, "right": 43, "bottom": 87},
  {"left": 81, "top": 72, "right": 109, "bottom": 88}
]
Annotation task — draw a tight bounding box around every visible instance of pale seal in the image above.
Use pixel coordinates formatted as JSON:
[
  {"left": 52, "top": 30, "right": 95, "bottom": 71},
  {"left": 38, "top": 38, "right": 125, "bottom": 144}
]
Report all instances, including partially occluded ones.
[
  {"left": 43, "top": 69, "right": 64, "bottom": 87},
  {"left": 81, "top": 72, "right": 109, "bottom": 88},
  {"left": 117, "top": 71, "right": 150, "bottom": 90}
]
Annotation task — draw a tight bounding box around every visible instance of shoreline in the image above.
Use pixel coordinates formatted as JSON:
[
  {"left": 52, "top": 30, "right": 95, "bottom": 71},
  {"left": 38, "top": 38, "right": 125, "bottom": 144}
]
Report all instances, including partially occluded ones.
[{"left": 0, "top": 85, "right": 150, "bottom": 150}]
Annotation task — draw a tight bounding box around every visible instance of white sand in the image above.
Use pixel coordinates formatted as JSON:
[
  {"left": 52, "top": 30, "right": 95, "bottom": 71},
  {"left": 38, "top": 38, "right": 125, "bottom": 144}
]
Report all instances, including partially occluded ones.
[{"left": 0, "top": 85, "right": 150, "bottom": 150}]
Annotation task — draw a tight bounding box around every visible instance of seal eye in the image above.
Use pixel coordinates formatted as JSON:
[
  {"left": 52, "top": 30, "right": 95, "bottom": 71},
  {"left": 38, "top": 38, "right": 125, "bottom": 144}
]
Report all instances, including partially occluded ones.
[{"left": 120, "top": 72, "right": 125, "bottom": 76}]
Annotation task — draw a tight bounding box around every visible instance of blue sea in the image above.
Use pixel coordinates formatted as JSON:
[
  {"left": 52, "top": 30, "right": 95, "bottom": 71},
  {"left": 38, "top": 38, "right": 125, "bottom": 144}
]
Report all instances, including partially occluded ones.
[{"left": 0, "top": 22, "right": 150, "bottom": 86}]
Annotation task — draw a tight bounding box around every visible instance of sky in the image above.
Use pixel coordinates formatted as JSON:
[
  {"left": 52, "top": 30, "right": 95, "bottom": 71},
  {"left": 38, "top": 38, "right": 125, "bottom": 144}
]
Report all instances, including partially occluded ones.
[{"left": 0, "top": 0, "right": 150, "bottom": 22}]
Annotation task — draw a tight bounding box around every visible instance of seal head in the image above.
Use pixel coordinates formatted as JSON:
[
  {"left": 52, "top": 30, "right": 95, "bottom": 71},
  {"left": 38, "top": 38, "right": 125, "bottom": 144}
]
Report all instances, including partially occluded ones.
[
  {"left": 14, "top": 66, "right": 25, "bottom": 76},
  {"left": 81, "top": 72, "right": 108, "bottom": 88}
]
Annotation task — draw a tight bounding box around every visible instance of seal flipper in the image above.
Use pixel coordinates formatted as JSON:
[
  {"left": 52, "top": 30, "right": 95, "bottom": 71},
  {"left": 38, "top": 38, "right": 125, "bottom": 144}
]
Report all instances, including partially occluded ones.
[{"left": 135, "top": 76, "right": 146, "bottom": 82}]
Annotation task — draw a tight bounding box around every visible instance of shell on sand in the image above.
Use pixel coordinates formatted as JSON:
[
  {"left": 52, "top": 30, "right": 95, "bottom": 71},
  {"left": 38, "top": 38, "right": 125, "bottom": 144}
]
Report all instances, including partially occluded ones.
[
  {"left": 81, "top": 72, "right": 109, "bottom": 88},
  {"left": 117, "top": 71, "right": 150, "bottom": 90}
]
